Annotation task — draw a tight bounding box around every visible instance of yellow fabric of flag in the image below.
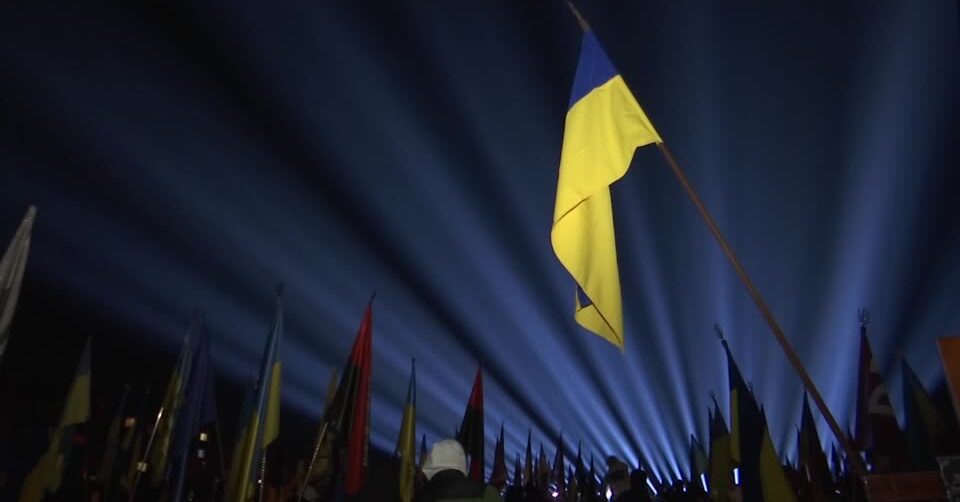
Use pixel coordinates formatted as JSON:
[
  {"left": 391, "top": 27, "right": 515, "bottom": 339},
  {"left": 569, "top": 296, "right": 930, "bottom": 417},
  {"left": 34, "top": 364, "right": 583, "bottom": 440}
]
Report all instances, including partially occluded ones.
[
  {"left": 759, "top": 424, "right": 796, "bottom": 502},
  {"left": 396, "top": 360, "right": 416, "bottom": 502},
  {"left": 19, "top": 339, "right": 91, "bottom": 502},
  {"left": 552, "top": 32, "right": 661, "bottom": 349},
  {"left": 230, "top": 412, "right": 261, "bottom": 501},
  {"left": 225, "top": 419, "right": 250, "bottom": 501},
  {"left": 227, "top": 291, "right": 283, "bottom": 501},
  {"left": 149, "top": 354, "right": 187, "bottom": 485},
  {"left": 709, "top": 434, "right": 731, "bottom": 502},
  {"left": 263, "top": 361, "right": 282, "bottom": 447},
  {"left": 708, "top": 402, "right": 732, "bottom": 502}
]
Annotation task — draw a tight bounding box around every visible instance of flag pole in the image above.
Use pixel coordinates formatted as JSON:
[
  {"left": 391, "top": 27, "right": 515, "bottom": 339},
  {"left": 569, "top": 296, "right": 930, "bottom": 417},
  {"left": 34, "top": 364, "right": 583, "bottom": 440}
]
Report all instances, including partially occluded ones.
[
  {"left": 297, "top": 421, "right": 330, "bottom": 501},
  {"left": 561, "top": 0, "right": 864, "bottom": 478},
  {"left": 655, "top": 142, "right": 865, "bottom": 476},
  {"left": 257, "top": 450, "right": 267, "bottom": 502},
  {"left": 128, "top": 404, "right": 165, "bottom": 502},
  {"left": 298, "top": 290, "right": 375, "bottom": 501}
]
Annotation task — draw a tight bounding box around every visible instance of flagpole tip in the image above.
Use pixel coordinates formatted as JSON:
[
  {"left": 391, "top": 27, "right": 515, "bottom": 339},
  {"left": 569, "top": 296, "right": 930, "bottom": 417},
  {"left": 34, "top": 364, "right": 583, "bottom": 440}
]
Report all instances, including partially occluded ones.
[
  {"left": 566, "top": 1, "right": 590, "bottom": 32},
  {"left": 369, "top": 290, "right": 377, "bottom": 303},
  {"left": 275, "top": 282, "right": 285, "bottom": 297}
]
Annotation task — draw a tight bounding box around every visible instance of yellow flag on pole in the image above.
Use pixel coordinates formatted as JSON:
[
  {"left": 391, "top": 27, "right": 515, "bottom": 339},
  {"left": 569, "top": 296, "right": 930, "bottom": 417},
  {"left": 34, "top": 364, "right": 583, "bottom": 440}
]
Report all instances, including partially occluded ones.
[{"left": 552, "top": 32, "right": 661, "bottom": 349}]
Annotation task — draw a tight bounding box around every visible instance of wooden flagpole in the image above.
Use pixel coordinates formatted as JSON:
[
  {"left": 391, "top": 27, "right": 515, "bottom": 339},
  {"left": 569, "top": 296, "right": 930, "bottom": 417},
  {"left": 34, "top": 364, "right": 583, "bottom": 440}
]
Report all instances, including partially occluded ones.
[
  {"left": 655, "top": 143, "right": 866, "bottom": 476},
  {"left": 562, "top": 0, "right": 865, "bottom": 478}
]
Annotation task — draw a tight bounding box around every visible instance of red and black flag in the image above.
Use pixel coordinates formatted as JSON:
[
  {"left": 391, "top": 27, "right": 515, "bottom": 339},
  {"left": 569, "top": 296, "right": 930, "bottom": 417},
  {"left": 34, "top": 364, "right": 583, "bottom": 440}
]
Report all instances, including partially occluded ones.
[
  {"left": 854, "top": 315, "right": 908, "bottom": 473},
  {"left": 457, "top": 366, "right": 484, "bottom": 482},
  {"left": 320, "top": 299, "right": 374, "bottom": 495}
]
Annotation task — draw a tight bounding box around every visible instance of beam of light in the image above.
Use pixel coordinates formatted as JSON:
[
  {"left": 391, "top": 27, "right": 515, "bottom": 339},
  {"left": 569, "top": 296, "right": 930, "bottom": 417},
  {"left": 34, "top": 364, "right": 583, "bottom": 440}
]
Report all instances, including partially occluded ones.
[
  {"left": 734, "top": 467, "right": 740, "bottom": 486},
  {"left": 700, "top": 473, "right": 708, "bottom": 493},
  {"left": 808, "top": 0, "right": 959, "bottom": 441},
  {"left": 646, "top": 477, "right": 658, "bottom": 495},
  {"left": 0, "top": 1, "right": 957, "bottom": 483}
]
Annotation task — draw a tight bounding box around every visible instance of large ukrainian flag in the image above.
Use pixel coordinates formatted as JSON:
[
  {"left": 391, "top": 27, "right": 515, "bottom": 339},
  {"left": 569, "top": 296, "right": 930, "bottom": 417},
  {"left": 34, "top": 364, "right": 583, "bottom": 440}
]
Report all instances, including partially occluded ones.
[{"left": 552, "top": 31, "right": 661, "bottom": 349}]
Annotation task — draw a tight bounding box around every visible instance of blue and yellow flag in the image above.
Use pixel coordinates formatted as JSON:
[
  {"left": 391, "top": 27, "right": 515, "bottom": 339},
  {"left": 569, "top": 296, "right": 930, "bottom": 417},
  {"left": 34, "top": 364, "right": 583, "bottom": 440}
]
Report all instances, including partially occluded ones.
[
  {"left": 552, "top": 31, "right": 661, "bottom": 349},
  {"left": 168, "top": 316, "right": 219, "bottom": 502},
  {"left": 227, "top": 288, "right": 283, "bottom": 501},
  {"left": 149, "top": 314, "right": 202, "bottom": 487},
  {"left": 19, "top": 337, "right": 91, "bottom": 502},
  {"left": 723, "top": 337, "right": 764, "bottom": 501},
  {"left": 226, "top": 378, "right": 256, "bottom": 500},
  {"left": 397, "top": 359, "right": 416, "bottom": 502},
  {"left": 759, "top": 407, "right": 797, "bottom": 502},
  {"left": 708, "top": 399, "right": 732, "bottom": 502}
]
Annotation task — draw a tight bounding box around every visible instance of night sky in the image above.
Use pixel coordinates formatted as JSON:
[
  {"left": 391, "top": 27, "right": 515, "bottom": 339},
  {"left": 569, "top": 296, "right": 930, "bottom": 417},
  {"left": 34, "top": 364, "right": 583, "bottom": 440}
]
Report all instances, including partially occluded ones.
[{"left": 1, "top": 0, "right": 959, "bottom": 482}]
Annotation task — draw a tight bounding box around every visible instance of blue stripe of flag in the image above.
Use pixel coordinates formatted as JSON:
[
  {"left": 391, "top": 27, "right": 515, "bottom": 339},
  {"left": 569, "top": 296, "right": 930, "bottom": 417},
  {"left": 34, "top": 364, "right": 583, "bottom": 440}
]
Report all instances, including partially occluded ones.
[{"left": 568, "top": 31, "right": 619, "bottom": 109}]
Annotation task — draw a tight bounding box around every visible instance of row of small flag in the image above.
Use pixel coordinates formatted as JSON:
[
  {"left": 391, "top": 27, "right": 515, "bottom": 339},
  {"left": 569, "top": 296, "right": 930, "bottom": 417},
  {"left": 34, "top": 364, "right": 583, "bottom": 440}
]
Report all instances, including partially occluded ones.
[
  {"left": 691, "top": 321, "right": 954, "bottom": 502},
  {"left": 7, "top": 284, "right": 603, "bottom": 502},
  {"left": 3, "top": 0, "right": 954, "bottom": 498},
  {"left": 12, "top": 285, "right": 953, "bottom": 502}
]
